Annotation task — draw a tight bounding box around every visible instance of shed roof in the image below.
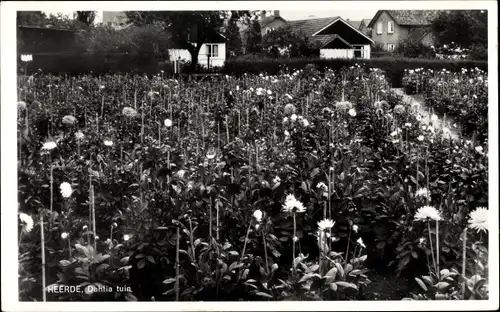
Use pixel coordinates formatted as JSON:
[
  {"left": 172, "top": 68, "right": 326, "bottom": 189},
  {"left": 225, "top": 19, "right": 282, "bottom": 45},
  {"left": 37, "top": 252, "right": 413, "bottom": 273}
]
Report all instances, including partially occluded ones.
[
  {"left": 287, "top": 17, "right": 339, "bottom": 37},
  {"left": 347, "top": 20, "right": 362, "bottom": 29}
]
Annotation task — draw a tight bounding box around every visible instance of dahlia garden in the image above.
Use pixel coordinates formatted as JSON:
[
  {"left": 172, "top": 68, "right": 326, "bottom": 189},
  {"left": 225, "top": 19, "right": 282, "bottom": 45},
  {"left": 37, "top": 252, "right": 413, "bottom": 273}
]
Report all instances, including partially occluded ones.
[{"left": 16, "top": 65, "right": 489, "bottom": 301}]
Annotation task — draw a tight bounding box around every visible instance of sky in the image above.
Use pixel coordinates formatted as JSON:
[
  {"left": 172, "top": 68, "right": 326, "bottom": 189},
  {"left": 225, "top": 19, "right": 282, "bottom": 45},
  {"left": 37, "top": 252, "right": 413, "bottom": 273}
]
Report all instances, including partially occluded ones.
[
  {"left": 43, "top": 10, "right": 377, "bottom": 24},
  {"left": 280, "top": 10, "right": 377, "bottom": 21}
]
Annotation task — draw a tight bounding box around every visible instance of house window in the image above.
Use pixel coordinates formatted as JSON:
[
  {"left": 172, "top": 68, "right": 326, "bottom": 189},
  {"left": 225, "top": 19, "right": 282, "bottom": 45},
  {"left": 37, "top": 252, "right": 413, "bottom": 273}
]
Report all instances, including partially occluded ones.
[
  {"left": 206, "top": 44, "right": 219, "bottom": 57},
  {"left": 377, "top": 22, "right": 383, "bottom": 34},
  {"left": 387, "top": 43, "right": 396, "bottom": 52},
  {"left": 388, "top": 21, "right": 394, "bottom": 34},
  {"left": 354, "top": 46, "right": 364, "bottom": 58}
]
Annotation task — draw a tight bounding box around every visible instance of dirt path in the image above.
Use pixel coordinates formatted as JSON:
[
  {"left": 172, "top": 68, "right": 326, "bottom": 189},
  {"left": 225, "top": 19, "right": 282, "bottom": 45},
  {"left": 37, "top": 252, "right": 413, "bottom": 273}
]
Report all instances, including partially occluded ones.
[{"left": 392, "top": 88, "right": 460, "bottom": 142}]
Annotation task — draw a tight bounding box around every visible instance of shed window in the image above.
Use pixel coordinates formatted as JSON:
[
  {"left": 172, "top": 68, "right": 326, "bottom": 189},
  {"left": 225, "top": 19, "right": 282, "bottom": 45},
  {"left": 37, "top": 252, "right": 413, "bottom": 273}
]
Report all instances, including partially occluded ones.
[
  {"left": 206, "top": 44, "right": 219, "bottom": 57},
  {"left": 354, "top": 45, "right": 364, "bottom": 58}
]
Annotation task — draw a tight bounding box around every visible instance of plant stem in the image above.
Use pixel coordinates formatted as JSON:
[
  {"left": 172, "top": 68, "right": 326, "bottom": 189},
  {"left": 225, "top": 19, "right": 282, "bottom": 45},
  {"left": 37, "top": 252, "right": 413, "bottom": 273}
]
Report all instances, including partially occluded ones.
[
  {"left": 436, "top": 220, "right": 440, "bottom": 278},
  {"left": 293, "top": 212, "right": 296, "bottom": 270},
  {"left": 240, "top": 222, "right": 252, "bottom": 262},
  {"left": 68, "top": 234, "right": 72, "bottom": 259},
  {"left": 175, "top": 225, "right": 180, "bottom": 301},
  {"left": 262, "top": 228, "right": 269, "bottom": 275},
  {"left": 462, "top": 228, "right": 467, "bottom": 299},
  {"left": 216, "top": 199, "right": 219, "bottom": 242},
  {"left": 41, "top": 213, "right": 47, "bottom": 301},
  {"left": 427, "top": 221, "right": 437, "bottom": 276},
  {"left": 209, "top": 197, "right": 212, "bottom": 244},
  {"left": 92, "top": 186, "right": 97, "bottom": 251},
  {"left": 345, "top": 229, "right": 351, "bottom": 264},
  {"left": 49, "top": 161, "right": 53, "bottom": 227}
]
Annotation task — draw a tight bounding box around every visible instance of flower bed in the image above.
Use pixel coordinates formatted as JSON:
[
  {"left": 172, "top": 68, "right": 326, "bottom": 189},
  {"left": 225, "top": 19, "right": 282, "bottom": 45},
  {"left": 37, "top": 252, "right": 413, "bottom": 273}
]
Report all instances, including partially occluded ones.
[
  {"left": 402, "top": 67, "right": 488, "bottom": 142},
  {"left": 17, "top": 66, "right": 489, "bottom": 301}
]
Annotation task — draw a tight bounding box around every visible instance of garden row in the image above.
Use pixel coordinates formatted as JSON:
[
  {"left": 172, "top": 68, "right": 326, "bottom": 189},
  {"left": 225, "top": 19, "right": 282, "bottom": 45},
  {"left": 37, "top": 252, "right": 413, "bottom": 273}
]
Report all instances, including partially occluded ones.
[
  {"left": 17, "top": 66, "right": 489, "bottom": 301},
  {"left": 20, "top": 54, "right": 487, "bottom": 89},
  {"left": 402, "top": 67, "right": 488, "bottom": 142}
]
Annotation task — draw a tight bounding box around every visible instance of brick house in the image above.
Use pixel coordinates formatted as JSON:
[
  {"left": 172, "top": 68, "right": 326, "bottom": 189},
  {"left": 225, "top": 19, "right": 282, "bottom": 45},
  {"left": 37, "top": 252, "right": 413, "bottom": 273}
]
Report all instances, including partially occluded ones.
[
  {"left": 240, "top": 11, "right": 287, "bottom": 53},
  {"left": 241, "top": 12, "right": 373, "bottom": 59},
  {"left": 368, "top": 10, "right": 440, "bottom": 51}
]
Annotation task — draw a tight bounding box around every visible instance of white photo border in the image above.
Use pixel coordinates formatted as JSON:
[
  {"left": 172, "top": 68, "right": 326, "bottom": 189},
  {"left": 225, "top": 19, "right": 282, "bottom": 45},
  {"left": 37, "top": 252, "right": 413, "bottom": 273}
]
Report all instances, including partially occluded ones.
[{"left": 2, "top": 1, "right": 498, "bottom": 311}]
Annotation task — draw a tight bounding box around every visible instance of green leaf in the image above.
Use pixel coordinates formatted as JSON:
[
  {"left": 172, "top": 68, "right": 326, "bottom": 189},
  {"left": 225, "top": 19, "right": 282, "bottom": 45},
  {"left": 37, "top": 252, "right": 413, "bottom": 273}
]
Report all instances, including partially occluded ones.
[
  {"left": 334, "top": 262, "right": 344, "bottom": 278},
  {"left": 335, "top": 281, "right": 358, "bottom": 290},
  {"left": 163, "top": 277, "right": 176, "bottom": 284},
  {"left": 298, "top": 273, "right": 315, "bottom": 283},
  {"left": 228, "top": 251, "right": 239, "bottom": 257},
  {"left": 473, "top": 278, "right": 487, "bottom": 292},
  {"left": 305, "top": 264, "right": 319, "bottom": 273},
  {"left": 137, "top": 259, "right": 146, "bottom": 269},
  {"left": 415, "top": 277, "right": 428, "bottom": 292},
  {"left": 325, "top": 267, "right": 337, "bottom": 281},
  {"left": 147, "top": 255, "right": 156, "bottom": 263},
  {"left": 421, "top": 276, "right": 433, "bottom": 287},
  {"left": 344, "top": 263, "right": 353, "bottom": 274},
  {"left": 255, "top": 292, "right": 273, "bottom": 299},
  {"left": 310, "top": 168, "right": 320, "bottom": 178},
  {"left": 329, "top": 283, "right": 338, "bottom": 291},
  {"left": 435, "top": 282, "right": 450, "bottom": 290}
]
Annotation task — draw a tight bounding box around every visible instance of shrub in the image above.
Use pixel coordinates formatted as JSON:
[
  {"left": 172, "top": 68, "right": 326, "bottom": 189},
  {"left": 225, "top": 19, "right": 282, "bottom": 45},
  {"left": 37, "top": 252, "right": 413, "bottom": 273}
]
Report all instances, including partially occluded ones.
[
  {"left": 394, "top": 39, "right": 435, "bottom": 59},
  {"left": 223, "top": 57, "right": 488, "bottom": 87}
]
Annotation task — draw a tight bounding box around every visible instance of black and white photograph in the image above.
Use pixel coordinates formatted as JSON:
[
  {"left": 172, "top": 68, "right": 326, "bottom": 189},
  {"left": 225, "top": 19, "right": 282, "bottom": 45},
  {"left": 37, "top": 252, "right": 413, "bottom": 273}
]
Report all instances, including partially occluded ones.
[{"left": 1, "top": 1, "right": 498, "bottom": 311}]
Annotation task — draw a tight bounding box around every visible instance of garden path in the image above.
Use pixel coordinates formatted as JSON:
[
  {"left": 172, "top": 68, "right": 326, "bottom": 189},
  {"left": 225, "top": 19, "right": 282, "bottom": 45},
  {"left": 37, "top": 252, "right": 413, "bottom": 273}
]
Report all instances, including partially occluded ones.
[{"left": 391, "top": 88, "right": 460, "bottom": 142}]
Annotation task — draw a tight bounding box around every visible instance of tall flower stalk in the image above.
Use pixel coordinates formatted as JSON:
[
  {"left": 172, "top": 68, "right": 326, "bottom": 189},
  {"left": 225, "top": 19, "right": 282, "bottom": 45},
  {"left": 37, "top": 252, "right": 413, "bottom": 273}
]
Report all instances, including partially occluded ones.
[
  {"left": 40, "top": 213, "right": 47, "bottom": 301},
  {"left": 282, "top": 194, "right": 306, "bottom": 272}
]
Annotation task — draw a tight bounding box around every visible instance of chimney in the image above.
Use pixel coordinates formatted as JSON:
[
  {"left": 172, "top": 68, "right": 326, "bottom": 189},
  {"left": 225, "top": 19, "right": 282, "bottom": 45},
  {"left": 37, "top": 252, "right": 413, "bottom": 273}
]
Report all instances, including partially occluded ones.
[{"left": 273, "top": 10, "right": 280, "bottom": 17}]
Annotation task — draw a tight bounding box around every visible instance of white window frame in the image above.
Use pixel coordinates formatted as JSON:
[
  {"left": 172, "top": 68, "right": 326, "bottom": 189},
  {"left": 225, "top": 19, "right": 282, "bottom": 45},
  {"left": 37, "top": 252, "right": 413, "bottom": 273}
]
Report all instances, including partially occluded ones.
[
  {"left": 353, "top": 45, "right": 364, "bottom": 58},
  {"left": 377, "top": 22, "right": 383, "bottom": 34},
  {"left": 206, "top": 44, "right": 219, "bottom": 57},
  {"left": 387, "top": 43, "right": 396, "bottom": 52},
  {"left": 388, "top": 21, "right": 394, "bottom": 34}
]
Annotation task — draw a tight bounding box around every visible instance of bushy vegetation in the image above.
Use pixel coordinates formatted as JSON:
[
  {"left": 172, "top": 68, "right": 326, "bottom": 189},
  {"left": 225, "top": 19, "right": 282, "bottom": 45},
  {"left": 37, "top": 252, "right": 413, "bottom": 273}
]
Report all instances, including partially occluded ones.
[
  {"left": 402, "top": 67, "right": 488, "bottom": 142},
  {"left": 17, "top": 66, "right": 489, "bottom": 302},
  {"left": 223, "top": 57, "right": 487, "bottom": 87}
]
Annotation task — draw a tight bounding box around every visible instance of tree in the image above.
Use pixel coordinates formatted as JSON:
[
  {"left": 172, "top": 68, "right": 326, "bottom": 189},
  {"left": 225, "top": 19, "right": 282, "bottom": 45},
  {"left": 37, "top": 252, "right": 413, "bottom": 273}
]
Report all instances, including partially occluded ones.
[
  {"left": 431, "top": 10, "right": 487, "bottom": 50},
  {"left": 225, "top": 13, "right": 243, "bottom": 57},
  {"left": 261, "top": 26, "right": 317, "bottom": 58},
  {"left": 125, "top": 11, "right": 250, "bottom": 70},
  {"left": 17, "top": 11, "right": 47, "bottom": 27},
  {"left": 246, "top": 19, "right": 262, "bottom": 54},
  {"left": 76, "top": 11, "right": 96, "bottom": 27}
]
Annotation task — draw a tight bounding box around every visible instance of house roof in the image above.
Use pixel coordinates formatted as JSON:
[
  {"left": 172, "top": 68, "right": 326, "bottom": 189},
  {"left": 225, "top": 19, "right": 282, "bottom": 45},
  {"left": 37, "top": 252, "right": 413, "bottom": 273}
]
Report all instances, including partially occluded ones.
[
  {"left": 347, "top": 20, "right": 362, "bottom": 29},
  {"left": 259, "top": 15, "right": 287, "bottom": 28},
  {"left": 368, "top": 10, "right": 440, "bottom": 27},
  {"left": 313, "top": 34, "right": 353, "bottom": 48},
  {"left": 361, "top": 19, "right": 372, "bottom": 27},
  {"left": 287, "top": 17, "right": 340, "bottom": 37},
  {"left": 407, "top": 27, "right": 431, "bottom": 43}
]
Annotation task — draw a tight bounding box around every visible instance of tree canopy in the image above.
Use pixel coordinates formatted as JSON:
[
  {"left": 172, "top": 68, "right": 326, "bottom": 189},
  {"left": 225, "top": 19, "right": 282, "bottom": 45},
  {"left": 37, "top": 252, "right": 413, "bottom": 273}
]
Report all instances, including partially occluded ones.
[
  {"left": 125, "top": 11, "right": 250, "bottom": 70},
  {"left": 431, "top": 10, "right": 487, "bottom": 50},
  {"left": 261, "top": 26, "right": 317, "bottom": 58}
]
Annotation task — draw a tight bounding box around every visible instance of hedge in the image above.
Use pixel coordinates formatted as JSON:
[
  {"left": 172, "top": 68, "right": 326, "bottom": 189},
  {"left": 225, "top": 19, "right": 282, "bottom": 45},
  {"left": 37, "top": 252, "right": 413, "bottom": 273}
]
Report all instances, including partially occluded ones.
[
  {"left": 222, "top": 56, "right": 488, "bottom": 87},
  {"left": 19, "top": 53, "right": 171, "bottom": 76}
]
